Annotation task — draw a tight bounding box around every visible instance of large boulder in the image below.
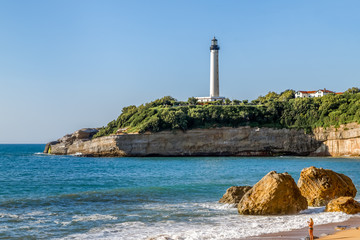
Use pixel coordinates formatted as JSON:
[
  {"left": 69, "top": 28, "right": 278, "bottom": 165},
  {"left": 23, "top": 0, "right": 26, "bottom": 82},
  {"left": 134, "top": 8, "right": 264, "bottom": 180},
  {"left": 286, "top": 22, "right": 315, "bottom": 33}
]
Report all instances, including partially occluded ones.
[
  {"left": 238, "top": 171, "right": 308, "bottom": 215},
  {"left": 219, "top": 186, "right": 252, "bottom": 204},
  {"left": 297, "top": 166, "right": 357, "bottom": 207},
  {"left": 325, "top": 197, "right": 360, "bottom": 214},
  {"left": 74, "top": 128, "right": 99, "bottom": 140}
]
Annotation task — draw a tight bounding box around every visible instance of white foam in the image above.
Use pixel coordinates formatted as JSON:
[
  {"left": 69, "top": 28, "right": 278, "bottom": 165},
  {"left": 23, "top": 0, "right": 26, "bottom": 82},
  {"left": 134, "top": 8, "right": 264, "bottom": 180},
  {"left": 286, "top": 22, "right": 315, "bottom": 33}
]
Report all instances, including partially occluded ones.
[
  {"left": 34, "top": 152, "right": 45, "bottom": 155},
  {"left": 71, "top": 152, "right": 83, "bottom": 156},
  {"left": 72, "top": 214, "right": 118, "bottom": 222},
  {"left": 0, "top": 213, "right": 21, "bottom": 219},
  {"left": 25, "top": 211, "right": 45, "bottom": 216},
  {"left": 55, "top": 215, "right": 118, "bottom": 226},
  {"left": 60, "top": 202, "right": 358, "bottom": 240},
  {"left": 34, "top": 219, "right": 46, "bottom": 224},
  {"left": 0, "top": 226, "right": 8, "bottom": 230},
  {"left": 56, "top": 221, "right": 71, "bottom": 226}
]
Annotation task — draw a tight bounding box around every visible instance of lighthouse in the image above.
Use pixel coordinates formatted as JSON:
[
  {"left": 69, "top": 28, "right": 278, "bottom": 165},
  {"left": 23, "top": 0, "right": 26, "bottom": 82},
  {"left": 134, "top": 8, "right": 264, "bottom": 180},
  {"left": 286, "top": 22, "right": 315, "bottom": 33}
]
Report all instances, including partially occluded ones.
[
  {"left": 210, "top": 37, "right": 220, "bottom": 97},
  {"left": 196, "top": 37, "right": 225, "bottom": 103}
]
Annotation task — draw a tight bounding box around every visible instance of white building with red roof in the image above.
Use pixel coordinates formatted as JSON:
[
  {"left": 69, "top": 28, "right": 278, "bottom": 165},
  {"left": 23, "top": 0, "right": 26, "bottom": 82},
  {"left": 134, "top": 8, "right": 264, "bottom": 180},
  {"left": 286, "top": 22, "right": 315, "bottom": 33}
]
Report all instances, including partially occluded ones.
[{"left": 295, "top": 88, "right": 343, "bottom": 98}]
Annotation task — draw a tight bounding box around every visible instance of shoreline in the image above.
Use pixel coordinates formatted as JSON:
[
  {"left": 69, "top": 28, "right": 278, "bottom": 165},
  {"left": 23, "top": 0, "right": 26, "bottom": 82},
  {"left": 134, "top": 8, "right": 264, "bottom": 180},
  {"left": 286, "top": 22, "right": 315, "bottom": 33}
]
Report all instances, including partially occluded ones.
[{"left": 244, "top": 216, "right": 360, "bottom": 239}]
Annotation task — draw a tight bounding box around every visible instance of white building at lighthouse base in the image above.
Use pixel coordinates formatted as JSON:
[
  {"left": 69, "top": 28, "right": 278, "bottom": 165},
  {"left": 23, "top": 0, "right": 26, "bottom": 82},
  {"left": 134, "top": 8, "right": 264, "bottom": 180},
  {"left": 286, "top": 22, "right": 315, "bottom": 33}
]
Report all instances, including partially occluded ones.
[{"left": 195, "top": 96, "right": 225, "bottom": 103}]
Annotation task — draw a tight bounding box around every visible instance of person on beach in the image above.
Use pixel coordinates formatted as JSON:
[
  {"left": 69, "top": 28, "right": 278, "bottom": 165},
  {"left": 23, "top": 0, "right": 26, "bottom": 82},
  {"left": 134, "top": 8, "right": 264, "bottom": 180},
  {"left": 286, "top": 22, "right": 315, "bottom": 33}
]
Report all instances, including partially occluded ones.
[{"left": 308, "top": 218, "right": 314, "bottom": 240}]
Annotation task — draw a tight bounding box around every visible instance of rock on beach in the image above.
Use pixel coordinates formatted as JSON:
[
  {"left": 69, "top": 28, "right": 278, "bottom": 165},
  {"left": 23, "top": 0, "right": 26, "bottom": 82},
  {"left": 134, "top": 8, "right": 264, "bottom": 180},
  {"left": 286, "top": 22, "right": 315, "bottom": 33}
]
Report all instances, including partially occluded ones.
[
  {"left": 238, "top": 171, "right": 308, "bottom": 215},
  {"left": 219, "top": 186, "right": 252, "bottom": 205},
  {"left": 297, "top": 166, "right": 357, "bottom": 207},
  {"left": 325, "top": 197, "right": 360, "bottom": 214}
]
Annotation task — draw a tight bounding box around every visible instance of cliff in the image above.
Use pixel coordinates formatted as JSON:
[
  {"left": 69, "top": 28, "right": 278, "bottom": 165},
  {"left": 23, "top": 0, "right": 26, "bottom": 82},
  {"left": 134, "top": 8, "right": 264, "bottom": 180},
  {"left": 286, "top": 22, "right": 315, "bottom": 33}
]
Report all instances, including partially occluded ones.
[
  {"left": 312, "top": 122, "right": 360, "bottom": 157},
  {"left": 45, "top": 123, "right": 360, "bottom": 157},
  {"left": 39, "top": 124, "right": 337, "bottom": 157}
]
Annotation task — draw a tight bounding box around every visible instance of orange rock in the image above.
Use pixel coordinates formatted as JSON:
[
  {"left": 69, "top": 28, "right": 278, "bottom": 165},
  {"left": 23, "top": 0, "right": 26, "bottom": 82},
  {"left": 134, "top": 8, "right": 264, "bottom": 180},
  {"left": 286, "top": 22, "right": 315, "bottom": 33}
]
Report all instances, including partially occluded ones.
[
  {"left": 219, "top": 186, "right": 252, "bottom": 204},
  {"left": 298, "top": 166, "right": 357, "bottom": 207},
  {"left": 238, "top": 171, "right": 307, "bottom": 215},
  {"left": 325, "top": 197, "right": 360, "bottom": 214}
]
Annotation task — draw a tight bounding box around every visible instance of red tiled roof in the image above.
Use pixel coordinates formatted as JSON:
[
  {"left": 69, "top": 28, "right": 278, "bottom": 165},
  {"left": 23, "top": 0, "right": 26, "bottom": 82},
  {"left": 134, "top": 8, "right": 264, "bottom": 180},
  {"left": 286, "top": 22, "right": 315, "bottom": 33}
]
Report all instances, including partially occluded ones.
[
  {"left": 319, "top": 89, "right": 334, "bottom": 93},
  {"left": 298, "top": 91, "right": 317, "bottom": 94},
  {"left": 335, "top": 92, "right": 343, "bottom": 95},
  {"left": 298, "top": 89, "right": 335, "bottom": 94}
]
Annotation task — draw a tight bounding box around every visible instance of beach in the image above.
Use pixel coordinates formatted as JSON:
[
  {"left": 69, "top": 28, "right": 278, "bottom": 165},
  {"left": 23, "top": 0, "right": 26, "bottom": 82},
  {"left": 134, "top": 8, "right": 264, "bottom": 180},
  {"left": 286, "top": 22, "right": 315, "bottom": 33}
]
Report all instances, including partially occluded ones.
[
  {"left": 247, "top": 216, "right": 360, "bottom": 239},
  {"left": 320, "top": 228, "right": 360, "bottom": 239}
]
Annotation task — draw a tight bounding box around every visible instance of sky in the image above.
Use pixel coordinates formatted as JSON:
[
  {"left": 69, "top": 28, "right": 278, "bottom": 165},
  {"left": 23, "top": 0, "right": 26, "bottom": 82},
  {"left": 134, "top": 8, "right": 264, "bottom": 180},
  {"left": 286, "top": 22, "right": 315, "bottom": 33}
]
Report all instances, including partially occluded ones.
[{"left": 1, "top": 0, "right": 360, "bottom": 143}]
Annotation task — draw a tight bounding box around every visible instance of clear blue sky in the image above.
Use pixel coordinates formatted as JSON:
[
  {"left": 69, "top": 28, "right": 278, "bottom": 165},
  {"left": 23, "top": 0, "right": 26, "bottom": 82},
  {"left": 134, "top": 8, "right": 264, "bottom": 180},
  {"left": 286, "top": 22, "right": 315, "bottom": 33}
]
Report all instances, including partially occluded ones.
[{"left": 1, "top": 0, "right": 359, "bottom": 143}]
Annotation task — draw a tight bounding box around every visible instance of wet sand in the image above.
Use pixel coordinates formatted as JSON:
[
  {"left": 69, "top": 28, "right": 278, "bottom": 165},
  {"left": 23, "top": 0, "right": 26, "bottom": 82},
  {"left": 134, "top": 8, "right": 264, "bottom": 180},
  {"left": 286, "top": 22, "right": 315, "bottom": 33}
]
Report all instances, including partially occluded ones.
[{"left": 243, "top": 216, "right": 360, "bottom": 240}]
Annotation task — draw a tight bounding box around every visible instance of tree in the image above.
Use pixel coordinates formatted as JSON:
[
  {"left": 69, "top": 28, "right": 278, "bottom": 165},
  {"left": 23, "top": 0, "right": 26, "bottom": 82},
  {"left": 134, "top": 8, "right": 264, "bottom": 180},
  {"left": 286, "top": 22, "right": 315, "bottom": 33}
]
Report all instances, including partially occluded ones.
[
  {"left": 279, "top": 90, "right": 295, "bottom": 101},
  {"left": 232, "top": 99, "right": 241, "bottom": 105},
  {"left": 345, "top": 87, "right": 360, "bottom": 94},
  {"left": 224, "top": 98, "right": 231, "bottom": 105},
  {"left": 147, "top": 96, "right": 176, "bottom": 107},
  {"left": 187, "top": 97, "right": 198, "bottom": 105},
  {"left": 265, "top": 91, "right": 279, "bottom": 101}
]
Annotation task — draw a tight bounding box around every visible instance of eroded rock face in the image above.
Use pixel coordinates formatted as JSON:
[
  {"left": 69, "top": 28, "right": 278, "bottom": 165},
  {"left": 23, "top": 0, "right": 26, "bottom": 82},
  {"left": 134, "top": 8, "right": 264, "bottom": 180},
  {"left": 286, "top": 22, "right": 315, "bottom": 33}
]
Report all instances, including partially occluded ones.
[
  {"left": 219, "top": 186, "right": 252, "bottom": 204},
  {"left": 45, "top": 127, "right": 321, "bottom": 157},
  {"left": 297, "top": 166, "right": 357, "bottom": 207},
  {"left": 313, "top": 123, "right": 360, "bottom": 156},
  {"left": 44, "top": 128, "right": 99, "bottom": 154},
  {"left": 44, "top": 123, "right": 360, "bottom": 157},
  {"left": 325, "top": 197, "right": 360, "bottom": 214},
  {"left": 238, "top": 171, "right": 307, "bottom": 215}
]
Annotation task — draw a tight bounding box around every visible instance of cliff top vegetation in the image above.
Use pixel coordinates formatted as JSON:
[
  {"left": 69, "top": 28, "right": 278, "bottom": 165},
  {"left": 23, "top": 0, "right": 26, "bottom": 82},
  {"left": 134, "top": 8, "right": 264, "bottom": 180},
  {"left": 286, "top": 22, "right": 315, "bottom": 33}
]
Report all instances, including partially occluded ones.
[{"left": 93, "top": 87, "right": 360, "bottom": 138}]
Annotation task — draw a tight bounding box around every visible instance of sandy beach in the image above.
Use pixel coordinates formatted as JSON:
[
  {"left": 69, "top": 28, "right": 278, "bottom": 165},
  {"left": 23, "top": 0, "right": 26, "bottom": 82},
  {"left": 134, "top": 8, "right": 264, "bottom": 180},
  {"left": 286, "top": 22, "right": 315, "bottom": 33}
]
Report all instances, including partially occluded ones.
[
  {"left": 245, "top": 216, "right": 360, "bottom": 240},
  {"left": 319, "top": 228, "right": 360, "bottom": 239}
]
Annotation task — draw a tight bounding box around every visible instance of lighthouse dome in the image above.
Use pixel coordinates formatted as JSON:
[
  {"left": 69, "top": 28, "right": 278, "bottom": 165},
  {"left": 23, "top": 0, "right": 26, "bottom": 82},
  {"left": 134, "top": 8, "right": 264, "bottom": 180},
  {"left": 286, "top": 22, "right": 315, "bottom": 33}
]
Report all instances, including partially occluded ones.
[{"left": 210, "top": 37, "right": 220, "bottom": 50}]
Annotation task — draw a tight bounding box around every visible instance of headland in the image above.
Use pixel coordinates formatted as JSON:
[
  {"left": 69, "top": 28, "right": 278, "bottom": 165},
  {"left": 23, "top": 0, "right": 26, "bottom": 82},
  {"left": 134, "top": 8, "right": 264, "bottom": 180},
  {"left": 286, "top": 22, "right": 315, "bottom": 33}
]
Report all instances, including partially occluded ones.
[
  {"left": 44, "top": 91, "right": 360, "bottom": 157},
  {"left": 44, "top": 123, "right": 360, "bottom": 157}
]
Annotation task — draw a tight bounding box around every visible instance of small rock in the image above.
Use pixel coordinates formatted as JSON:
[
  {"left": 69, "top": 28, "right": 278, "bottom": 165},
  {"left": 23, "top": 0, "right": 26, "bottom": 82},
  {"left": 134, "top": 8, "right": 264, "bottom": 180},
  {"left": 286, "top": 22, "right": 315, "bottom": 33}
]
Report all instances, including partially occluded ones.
[
  {"left": 334, "top": 226, "right": 348, "bottom": 231},
  {"left": 219, "top": 186, "right": 252, "bottom": 204},
  {"left": 326, "top": 197, "right": 360, "bottom": 214}
]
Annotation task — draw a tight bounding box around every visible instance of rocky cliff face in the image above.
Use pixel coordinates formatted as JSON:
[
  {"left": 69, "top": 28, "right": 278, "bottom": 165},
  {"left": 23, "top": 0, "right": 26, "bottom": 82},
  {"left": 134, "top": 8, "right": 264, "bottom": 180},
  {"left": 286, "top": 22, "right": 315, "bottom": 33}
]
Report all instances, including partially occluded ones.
[
  {"left": 44, "top": 123, "right": 360, "bottom": 157},
  {"left": 312, "top": 123, "right": 360, "bottom": 157},
  {"left": 45, "top": 126, "right": 321, "bottom": 157}
]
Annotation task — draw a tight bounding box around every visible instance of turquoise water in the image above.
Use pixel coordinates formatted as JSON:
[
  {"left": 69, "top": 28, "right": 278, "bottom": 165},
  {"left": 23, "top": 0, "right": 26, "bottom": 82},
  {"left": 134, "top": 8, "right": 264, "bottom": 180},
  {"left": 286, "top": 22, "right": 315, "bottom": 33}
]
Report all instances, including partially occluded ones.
[{"left": 1, "top": 144, "right": 360, "bottom": 239}]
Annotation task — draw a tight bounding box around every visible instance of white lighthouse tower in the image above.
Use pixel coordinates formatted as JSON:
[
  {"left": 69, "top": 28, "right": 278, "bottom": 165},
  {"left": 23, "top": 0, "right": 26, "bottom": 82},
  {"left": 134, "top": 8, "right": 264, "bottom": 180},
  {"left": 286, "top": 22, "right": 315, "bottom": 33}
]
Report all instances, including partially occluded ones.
[
  {"left": 210, "top": 37, "right": 220, "bottom": 97},
  {"left": 196, "top": 37, "right": 225, "bottom": 103}
]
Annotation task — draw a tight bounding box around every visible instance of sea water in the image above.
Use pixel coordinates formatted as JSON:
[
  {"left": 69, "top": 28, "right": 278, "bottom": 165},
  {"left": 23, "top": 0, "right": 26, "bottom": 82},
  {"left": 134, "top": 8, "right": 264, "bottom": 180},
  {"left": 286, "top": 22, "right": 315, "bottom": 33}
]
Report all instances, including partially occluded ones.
[{"left": 0, "top": 144, "right": 359, "bottom": 239}]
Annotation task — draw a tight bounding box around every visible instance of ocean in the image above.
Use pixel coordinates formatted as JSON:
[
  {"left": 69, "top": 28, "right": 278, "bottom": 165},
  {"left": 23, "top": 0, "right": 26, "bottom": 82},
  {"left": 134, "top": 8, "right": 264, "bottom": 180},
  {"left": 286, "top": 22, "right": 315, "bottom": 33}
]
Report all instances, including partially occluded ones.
[{"left": 0, "top": 144, "right": 359, "bottom": 239}]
